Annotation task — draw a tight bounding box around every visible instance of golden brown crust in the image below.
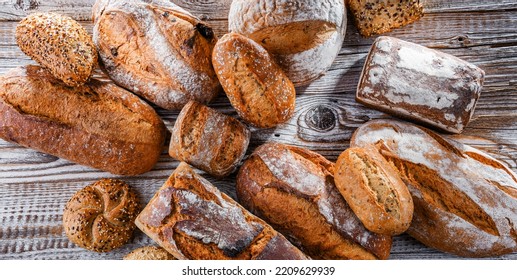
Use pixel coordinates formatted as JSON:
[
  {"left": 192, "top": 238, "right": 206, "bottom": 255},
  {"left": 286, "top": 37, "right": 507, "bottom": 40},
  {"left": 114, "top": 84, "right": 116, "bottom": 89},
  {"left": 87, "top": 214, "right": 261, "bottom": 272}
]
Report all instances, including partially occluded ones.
[
  {"left": 16, "top": 12, "right": 97, "bottom": 87},
  {"left": 63, "top": 179, "right": 139, "bottom": 253},
  {"left": 335, "top": 146, "right": 413, "bottom": 235},
  {"left": 123, "top": 246, "right": 176, "bottom": 260},
  {"left": 236, "top": 142, "right": 392, "bottom": 259},
  {"left": 0, "top": 65, "right": 166, "bottom": 175},
  {"left": 212, "top": 33, "right": 296, "bottom": 128}
]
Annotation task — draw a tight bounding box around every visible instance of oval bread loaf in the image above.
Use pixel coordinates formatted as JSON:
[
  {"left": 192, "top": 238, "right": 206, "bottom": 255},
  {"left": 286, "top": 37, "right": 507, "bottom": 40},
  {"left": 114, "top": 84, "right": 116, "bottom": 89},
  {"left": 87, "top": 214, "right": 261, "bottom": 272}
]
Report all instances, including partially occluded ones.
[
  {"left": 212, "top": 33, "right": 296, "bottom": 128},
  {"left": 0, "top": 65, "right": 166, "bottom": 175},
  {"left": 335, "top": 146, "right": 414, "bottom": 235},
  {"left": 16, "top": 12, "right": 97, "bottom": 87},
  {"left": 229, "top": 0, "right": 347, "bottom": 85},
  {"left": 351, "top": 119, "right": 517, "bottom": 257}
]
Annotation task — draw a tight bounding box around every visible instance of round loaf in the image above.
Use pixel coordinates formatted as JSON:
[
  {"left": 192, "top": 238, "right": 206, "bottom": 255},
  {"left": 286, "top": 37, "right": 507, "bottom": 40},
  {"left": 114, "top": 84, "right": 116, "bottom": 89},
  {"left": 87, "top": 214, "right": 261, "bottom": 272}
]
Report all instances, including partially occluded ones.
[
  {"left": 335, "top": 146, "right": 414, "bottom": 235},
  {"left": 123, "top": 246, "right": 176, "bottom": 260},
  {"left": 63, "top": 179, "right": 140, "bottom": 253},
  {"left": 229, "top": 0, "right": 346, "bottom": 86},
  {"left": 16, "top": 12, "right": 97, "bottom": 87},
  {"left": 212, "top": 33, "right": 296, "bottom": 128}
]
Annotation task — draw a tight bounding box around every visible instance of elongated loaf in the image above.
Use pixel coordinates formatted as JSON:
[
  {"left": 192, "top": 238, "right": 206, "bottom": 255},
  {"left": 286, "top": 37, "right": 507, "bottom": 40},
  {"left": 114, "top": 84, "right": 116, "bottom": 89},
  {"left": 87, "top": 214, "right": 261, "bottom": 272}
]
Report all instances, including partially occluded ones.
[
  {"left": 93, "top": 0, "right": 220, "bottom": 110},
  {"left": 229, "top": 0, "right": 346, "bottom": 86},
  {"left": 351, "top": 119, "right": 517, "bottom": 257},
  {"left": 136, "top": 163, "right": 310, "bottom": 260},
  {"left": 236, "top": 142, "right": 392, "bottom": 260},
  {"left": 0, "top": 65, "right": 166, "bottom": 175}
]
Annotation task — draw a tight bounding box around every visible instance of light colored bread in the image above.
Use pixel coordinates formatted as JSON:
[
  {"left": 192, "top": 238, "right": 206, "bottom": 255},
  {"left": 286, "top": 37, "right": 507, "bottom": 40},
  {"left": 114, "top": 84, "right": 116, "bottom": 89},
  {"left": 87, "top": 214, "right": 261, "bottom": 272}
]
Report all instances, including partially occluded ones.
[
  {"left": 228, "top": 0, "right": 346, "bottom": 86},
  {"left": 169, "top": 101, "right": 250, "bottom": 178},
  {"left": 351, "top": 119, "right": 517, "bottom": 257},
  {"left": 335, "top": 146, "right": 413, "bottom": 235},
  {"left": 16, "top": 12, "right": 97, "bottom": 86},
  {"left": 0, "top": 65, "right": 166, "bottom": 175},
  {"left": 212, "top": 33, "right": 296, "bottom": 128},
  {"left": 63, "top": 179, "right": 139, "bottom": 253},
  {"left": 236, "top": 142, "right": 392, "bottom": 259},
  {"left": 135, "top": 163, "right": 310, "bottom": 260},
  {"left": 124, "top": 246, "right": 176, "bottom": 260},
  {"left": 93, "top": 0, "right": 220, "bottom": 110},
  {"left": 346, "top": 0, "right": 424, "bottom": 37}
]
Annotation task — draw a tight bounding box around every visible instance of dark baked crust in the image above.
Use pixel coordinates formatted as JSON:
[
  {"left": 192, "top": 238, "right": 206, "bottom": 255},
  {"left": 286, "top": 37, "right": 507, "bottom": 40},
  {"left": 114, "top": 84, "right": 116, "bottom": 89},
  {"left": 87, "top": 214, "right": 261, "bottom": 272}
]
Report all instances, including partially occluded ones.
[{"left": 0, "top": 65, "right": 166, "bottom": 175}]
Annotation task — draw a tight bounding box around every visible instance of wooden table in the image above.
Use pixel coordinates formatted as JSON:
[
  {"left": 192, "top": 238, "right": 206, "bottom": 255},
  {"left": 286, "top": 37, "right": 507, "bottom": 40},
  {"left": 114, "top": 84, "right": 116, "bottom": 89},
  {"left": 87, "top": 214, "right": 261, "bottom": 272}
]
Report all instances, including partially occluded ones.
[{"left": 1, "top": 0, "right": 516, "bottom": 260}]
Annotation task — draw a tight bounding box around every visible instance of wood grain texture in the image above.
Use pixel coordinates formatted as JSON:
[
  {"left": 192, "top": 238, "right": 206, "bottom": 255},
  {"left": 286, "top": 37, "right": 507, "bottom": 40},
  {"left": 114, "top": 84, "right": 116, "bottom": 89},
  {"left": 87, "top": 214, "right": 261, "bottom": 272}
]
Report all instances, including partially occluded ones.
[{"left": 1, "top": 0, "right": 517, "bottom": 260}]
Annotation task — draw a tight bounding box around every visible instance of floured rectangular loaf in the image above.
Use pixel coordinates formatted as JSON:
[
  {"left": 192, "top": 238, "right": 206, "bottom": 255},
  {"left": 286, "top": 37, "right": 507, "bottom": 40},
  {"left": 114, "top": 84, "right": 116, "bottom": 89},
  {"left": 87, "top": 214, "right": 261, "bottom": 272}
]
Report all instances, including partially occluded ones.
[{"left": 356, "top": 36, "right": 485, "bottom": 134}]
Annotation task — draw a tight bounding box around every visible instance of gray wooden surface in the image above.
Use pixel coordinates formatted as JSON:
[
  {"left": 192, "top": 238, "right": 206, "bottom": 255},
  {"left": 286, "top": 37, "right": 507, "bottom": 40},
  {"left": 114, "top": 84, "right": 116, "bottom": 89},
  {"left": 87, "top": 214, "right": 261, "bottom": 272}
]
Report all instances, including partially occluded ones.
[{"left": 1, "top": 0, "right": 516, "bottom": 260}]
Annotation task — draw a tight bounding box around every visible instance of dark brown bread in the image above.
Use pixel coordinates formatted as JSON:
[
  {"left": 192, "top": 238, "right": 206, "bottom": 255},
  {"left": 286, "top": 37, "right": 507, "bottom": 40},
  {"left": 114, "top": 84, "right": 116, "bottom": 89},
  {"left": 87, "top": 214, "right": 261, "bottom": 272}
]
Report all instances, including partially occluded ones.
[
  {"left": 93, "top": 0, "right": 220, "bottom": 110},
  {"left": 169, "top": 101, "right": 250, "bottom": 178},
  {"left": 236, "top": 142, "right": 392, "bottom": 259},
  {"left": 63, "top": 179, "right": 139, "bottom": 252},
  {"left": 351, "top": 119, "right": 517, "bottom": 257},
  {"left": 123, "top": 246, "right": 176, "bottom": 260},
  {"left": 212, "top": 33, "right": 296, "bottom": 128},
  {"left": 135, "top": 162, "right": 310, "bottom": 260},
  {"left": 0, "top": 65, "right": 166, "bottom": 175}
]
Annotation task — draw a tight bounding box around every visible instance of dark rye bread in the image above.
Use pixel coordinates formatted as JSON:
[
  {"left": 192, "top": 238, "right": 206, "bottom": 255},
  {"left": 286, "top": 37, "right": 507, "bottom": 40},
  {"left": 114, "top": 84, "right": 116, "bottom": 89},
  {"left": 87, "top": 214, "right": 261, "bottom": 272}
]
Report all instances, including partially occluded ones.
[
  {"left": 351, "top": 119, "right": 517, "bottom": 257},
  {"left": 135, "top": 163, "right": 310, "bottom": 260},
  {"left": 0, "top": 65, "right": 166, "bottom": 175},
  {"left": 169, "top": 101, "right": 250, "bottom": 178},
  {"left": 236, "top": 142, "right": 392, "bottom": 259}
]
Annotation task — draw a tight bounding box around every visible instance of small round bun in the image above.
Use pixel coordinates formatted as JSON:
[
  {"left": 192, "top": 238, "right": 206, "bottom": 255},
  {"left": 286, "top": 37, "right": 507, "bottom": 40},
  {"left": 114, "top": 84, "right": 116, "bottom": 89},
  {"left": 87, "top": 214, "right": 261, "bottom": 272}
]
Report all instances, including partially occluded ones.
[
  {"left": 63, "top": 179, "right": 139, "bottom": 252},
  {"left": 123, "top": 246, "right": 176, "bottom": 260}
]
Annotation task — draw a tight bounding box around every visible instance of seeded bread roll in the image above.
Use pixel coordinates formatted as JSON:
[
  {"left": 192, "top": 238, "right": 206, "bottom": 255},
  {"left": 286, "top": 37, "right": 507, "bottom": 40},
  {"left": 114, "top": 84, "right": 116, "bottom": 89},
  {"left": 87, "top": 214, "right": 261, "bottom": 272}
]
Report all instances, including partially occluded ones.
[
  {"left": 212, "top": 33, "right": 296, "bottom": 128},
  {"left": 229, "top": 0, "right": 347, "bottom": 86},
  {"left": 169, "top": 101, "right": 250, "bottom": 178},
  {"left": 346, "top": 0, "right": 424, "bottom": 37},
  {"left": 93, "top": 0, "right": 220, "bottom": 110},
  {"left": 236, "top": 142, "right": 392, "bottom": 260},
  {"left": 16, "top": 12, "right": 97, "bottom": 86},
  {"left": 135, "top": 163, "right": 310, "bottom": 260},
  {"left": 351, "top": 119, "right": 517, "bottom": 257},
  {"left": 0, "top": 65, "right": 166, "bottom": 175},
  {"left": 63, "top": 179, "right": 139, "bottom": 252},
  {"left": 124, "top": 246, "right": 176, "bottom": 260},
  {"left": 335, "top": 146, "right": 413, "bottom": 235}
]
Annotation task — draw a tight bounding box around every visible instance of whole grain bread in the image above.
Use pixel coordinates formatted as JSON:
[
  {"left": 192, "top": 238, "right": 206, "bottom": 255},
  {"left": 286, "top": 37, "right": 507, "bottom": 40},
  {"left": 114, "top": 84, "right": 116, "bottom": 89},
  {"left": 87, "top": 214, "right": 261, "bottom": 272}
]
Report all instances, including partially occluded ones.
[
  {"left": 135, "top": 163, "right": 310, "bottom": 260},
  {"left": 0, "top": 65, "right": 166, "bottom": 175},
  {"left": 123, "top": 246, "right": 176, "bottom": 260},
  {"left": 351, "top": 119, "right": 517, "bottom": 257}
]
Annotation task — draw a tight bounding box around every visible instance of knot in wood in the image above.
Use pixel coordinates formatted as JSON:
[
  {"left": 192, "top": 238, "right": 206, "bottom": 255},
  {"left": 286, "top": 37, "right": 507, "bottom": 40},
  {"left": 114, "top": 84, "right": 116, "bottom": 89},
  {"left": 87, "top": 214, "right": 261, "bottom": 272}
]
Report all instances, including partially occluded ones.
[{"left": 305, "top": 105, "right": 337, "bottom": 131}]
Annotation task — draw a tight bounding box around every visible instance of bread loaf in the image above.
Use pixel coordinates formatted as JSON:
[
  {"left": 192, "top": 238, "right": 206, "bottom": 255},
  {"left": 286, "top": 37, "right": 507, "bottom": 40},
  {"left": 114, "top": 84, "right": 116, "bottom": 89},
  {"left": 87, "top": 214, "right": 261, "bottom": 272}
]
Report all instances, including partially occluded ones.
[
  {"left": 169, "top": 101, "right": 250, "bottom": 178},
  {"left": 16, "top": 12, "right": 97, "bottom": 87},
  {"left": 123, "top": 246, "right": 176, "bottom": 260},
  {"left": 93, "top": 0, "right": 220, "bottom": 110},
  {"left": 228, "top": 0, "right": 346, "bottom": 86},
  {"left": 351, "top": 119, "right": 517, "bottom": 257},
  {"left": 0, "top": 65, "right": 166, "bottom": 175},
  {"left": 335, "top": 146, "right": 413, "bottom": 235},
  {"left": 135, "top": 163, "right": 310, "bottom": 260},
  {"left": 236, "top": 142, "right": 392, "bottom": 259},
  {"left": 212, "top": 33, "right": 296, "bottom": 128},
  {"left": 63, "top": 179, "right": 139, "bottom": 252},
  {"left": 356, "top": 36, "right": 485, "bottom": 134}
]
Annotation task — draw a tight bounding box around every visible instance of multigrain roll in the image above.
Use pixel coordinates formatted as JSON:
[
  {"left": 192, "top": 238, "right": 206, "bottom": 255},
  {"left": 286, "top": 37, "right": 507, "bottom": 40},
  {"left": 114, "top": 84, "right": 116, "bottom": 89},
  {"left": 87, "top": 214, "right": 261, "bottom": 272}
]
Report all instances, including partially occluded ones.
[
  {"left": 93, "top": 0, "right": 220, "bottom": 110},
  {"left": 212, "top": 33, "right": 296, "bottom": 128},
  {"left": 169, "top": 101, "right": 250, "bottom": 178},
  {"left": 135, "top": 163, "right": 310, "bottom": 260},
  {"left": 229, "top": 0, "right": 347, "bottom": 86},
  {"left": 236, "top": 142, "right": 392, "bottom": 260}
]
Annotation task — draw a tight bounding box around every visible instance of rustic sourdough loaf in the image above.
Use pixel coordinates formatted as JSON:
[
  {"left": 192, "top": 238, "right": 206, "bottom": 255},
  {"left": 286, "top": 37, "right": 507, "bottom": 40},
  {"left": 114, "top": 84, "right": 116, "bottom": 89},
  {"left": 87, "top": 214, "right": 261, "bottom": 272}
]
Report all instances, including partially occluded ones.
[
  {"left": 236, "top": 142, "right": 392, "bottom": 259},
  {"left": 93, "top": 0, "right": 220, "bottom": 110},
  {"left": 0, "top": 65, "right": 166, "bottom": 175},
  {"left": 124, "top": 246, "right": 176, "bottom": 260},
  {"left": 351, "top": 119, "right": 517, "bottom": 257},
  {"left": 136, "top": 163, "right": 310, "bottom": 260},
  {"left": 228, "top": 0, "right": 346, "bottom": 86},
  {"left": 212, "top": 33, "right": 296, "bottom": 128}
]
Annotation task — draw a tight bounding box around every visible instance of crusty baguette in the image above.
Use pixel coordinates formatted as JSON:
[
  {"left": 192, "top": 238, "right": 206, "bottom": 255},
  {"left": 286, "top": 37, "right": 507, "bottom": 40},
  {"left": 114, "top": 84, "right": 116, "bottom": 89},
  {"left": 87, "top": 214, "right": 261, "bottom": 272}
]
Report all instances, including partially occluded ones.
[
  {"left": 135, "top": 163, "right": 310, "bottom": 260},
  {"left": 0, "top": 65, "right": 166, "bottom": 175},
  {"left": 236, "top": 142, "right": 392, "bottom": 259},
  {"left": 351, "top": 119, "right": 517, "bottom": 257}
]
